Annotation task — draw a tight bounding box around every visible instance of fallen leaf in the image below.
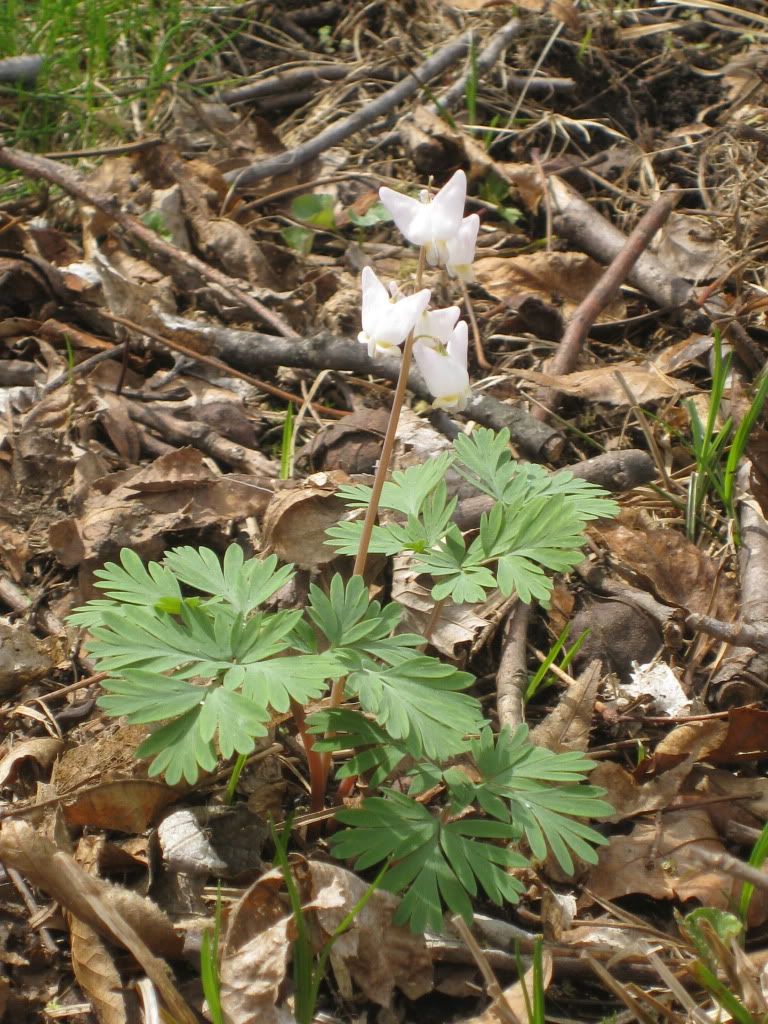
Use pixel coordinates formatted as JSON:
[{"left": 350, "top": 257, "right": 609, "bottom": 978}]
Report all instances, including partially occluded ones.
[
  {"left": 509, "top": 362, "right": 693, "bottom": 406},
  {"left": 305, "top": 860, "right": 433, "bottom": 1006},
  {"left": 585, "top": 808, "right": 733, "bottom": 907},
  {"left": 262, "top": 473, "right": 349, "bottom": 568},
  {"left": 219, "top": 868, "right": 294, "bottom": 1024},
  {"left": 63, "top": 780, "right": 178, "bottom": 834},
  {"left": 655, "top": 213, "right": 730, "bottom": 282},
  {"left": 0, "top": 622, "right": 54, "bottom": 695},
  {"left": 594, "top": 514, "right": 738, "bottom": 618},
  {"left": 475, "top": 252, "right": 626, "bottom": 323},
  {"left": 69, "top": 916, "right": 128, "bottom": 1024},
  {"left": 0, "top": 738, "right": 65, "bottom": 787}
]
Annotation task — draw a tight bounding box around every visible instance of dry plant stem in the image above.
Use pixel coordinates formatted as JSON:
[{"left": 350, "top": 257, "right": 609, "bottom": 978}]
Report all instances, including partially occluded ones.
[
  {"left": 534, "top": 186, "right": 682, "bottom": 420},
  {"left": 460, "top": 279, "right": 489, "bottom": 369},
  {"left": 450, "top": 915, "right": 522, "bottom": 1024},
  {"left": 225, "top": 32, "right": 472, "bottom": 186},
  {"left": 423, "top": 596, "right": 447, "bottom": 644},
  {"left": 0, "top": 142, "right": 296, "bottom": 338},
  {"left": 496, "top": 601, "right": 529, "bottom": 730}
]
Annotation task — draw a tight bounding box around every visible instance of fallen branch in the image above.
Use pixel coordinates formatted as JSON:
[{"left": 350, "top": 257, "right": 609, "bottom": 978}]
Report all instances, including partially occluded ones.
[
  {"left": 534, "top": 187, "right": 682, "bottom": 419},
  {"left": 159, "top": 314, "right": 563, "bottom": 461},
  {"left": 225, "top": 30, "right": 473, "bottom": 187},
  {"left": 0, "top": 142, "right": 297, "bottom": 338},
  {"left": 376, "top": 19, "right": 521, "bottom": 152},
  {"left": 686, "top": 612, "right": 768, "bottom": 654}
]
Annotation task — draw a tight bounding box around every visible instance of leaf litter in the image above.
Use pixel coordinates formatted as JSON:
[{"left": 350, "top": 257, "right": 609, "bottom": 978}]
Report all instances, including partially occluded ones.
[{"left": 1, "top": 1, "right": 768, "bottom": 1022}]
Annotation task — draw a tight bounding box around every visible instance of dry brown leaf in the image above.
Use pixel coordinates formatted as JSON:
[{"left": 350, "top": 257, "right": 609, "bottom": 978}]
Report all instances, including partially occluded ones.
[
  {"left": 49, "top": 447, "right": 271, "bottom": 568},
  {"left": 509, "top": 362, "right": 693, "bottom": 406},
  {"left": 655, "top": 213, "right": 730, "bottom": 282},
  {"left": 262, "top": 473, "right": 349, "bottom": 568},
  {"left": 594, "top": 514, "right": 738, "bottom": 618},
  {"left": 0, "top": 621, "right": 54, "bottom": 695},
  {"left": 475, "top": 252, "right": 626, "bottom": 322},
  {"left": 62, "top": 780, "right": 177, "bottom": 834},
  {"left": 0, "top": 738, "right": 65, "bottom": 787},
  {"left": 0, "top": 821, "right": 192, "bottom": 1021},
  {"left": 306, "top": 861, "right": 433, "bottom": 1006},
  {"left": 68, "top": 916, "right": 128, "bottom": 1024},
  {"left": 219, "top": 868, "right": 294, "bottom": 1024},
  {"left": 531, "top": 660, "right": 602, "bottom": 752},
  {"left": 585, "top": 809, "right": 732, "bottom": 907}
]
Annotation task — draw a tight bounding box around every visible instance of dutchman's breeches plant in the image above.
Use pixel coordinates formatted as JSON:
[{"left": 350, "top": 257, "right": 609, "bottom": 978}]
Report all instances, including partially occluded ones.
[{"left": 72, "top": 170, "right": 617, "bottom": 934}]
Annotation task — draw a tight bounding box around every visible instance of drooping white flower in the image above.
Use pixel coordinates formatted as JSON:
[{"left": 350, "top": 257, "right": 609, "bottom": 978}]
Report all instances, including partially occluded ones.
[
  {"left": 446, "top": 213, "right": 480, "bottom": 282},
  {"left": 358, "top": 266, "right": 431, "bottom": 358},
  {"left": 413, "top": 319, "right": 471, "bottom": 411},
  {"left": 379, "top": 169, "right": 467, "bottom": 267},
  {"left": 414, "top": 305, "right": 461, "bottom": 350}
]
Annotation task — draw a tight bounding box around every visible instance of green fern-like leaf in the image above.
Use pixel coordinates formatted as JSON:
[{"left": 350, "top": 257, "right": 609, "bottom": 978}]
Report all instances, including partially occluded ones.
[
  {"left": 135, "top": 707, "right": 218, "bottom": 785},
  {"left": 85, "top": 549, "right": 182, "bottom": 612},
  {"left": 163, "top": 545, "right": 294, "bottom": 615},
  {"left": 307, "top": 708, "right": 409, "bottom": 786},
  {"left": 348, "top": 657, "right": 483, "bottom": 759},
  {"left": 470, "top": 727, "right": 612, "bottom": 872},
  {"left": 333, "top": 791, "right": 526, "bottom": 933}
]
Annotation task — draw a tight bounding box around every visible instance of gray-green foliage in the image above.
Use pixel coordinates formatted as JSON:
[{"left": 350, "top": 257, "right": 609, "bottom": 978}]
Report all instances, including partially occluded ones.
[
  {"left": 326, "top": 428, "right": 618, "bottom": 604},
  {"left": 71, "top": 428, "right": 617, "bottom": 933}
]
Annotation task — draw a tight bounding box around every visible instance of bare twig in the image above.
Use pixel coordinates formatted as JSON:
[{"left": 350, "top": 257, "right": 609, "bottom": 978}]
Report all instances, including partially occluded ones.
[
  {"left": 689, "top": 844, "right": 768, "bottom": 892},
  {"left": 450, "top": 915, "right": 522, "bottom": 1024},
  {"left": 687, "top": 612, "right": 768, "bottom": 654},
  {"left": 0, "top": 142, "right": 297, "bottom": 338},
  {"left": 225, "top": 31, "right": 473, "bottom": 187},
  {"left": 534, "top": 187, "right": 682, "bottom": 419}
]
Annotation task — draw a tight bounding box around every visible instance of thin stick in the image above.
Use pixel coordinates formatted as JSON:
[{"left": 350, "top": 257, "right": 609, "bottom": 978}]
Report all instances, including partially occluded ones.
[
  {"left": 460, "top": 279, "right": 489, "bottom": 369},
  {"left": 612, "top": 369, "right": 674, "bottom": 492},
  {"left": 496, "top": 601, "right": 529, "bottom": 730},
  {"left": 0, "top": 142, "right": 296, "bottom": 338},
  {"left": 226, "top": 33, "right": 473, "bottom": 187},
  {"left": 450, "top": 915, "right": 522, "bottom": 1024},
  {"left": 534, "top": 187, "right": 682, "bottom": 419}
]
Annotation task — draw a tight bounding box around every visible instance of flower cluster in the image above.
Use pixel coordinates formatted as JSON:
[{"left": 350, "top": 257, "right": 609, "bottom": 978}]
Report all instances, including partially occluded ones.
[{"left": 358, "top": 170, "right": 477, "bottom": 412}]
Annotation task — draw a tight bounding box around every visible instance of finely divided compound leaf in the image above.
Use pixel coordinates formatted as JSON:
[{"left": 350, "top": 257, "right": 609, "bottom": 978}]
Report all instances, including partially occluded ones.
[
  {"left": 348, "top": 657, "right": 483, "bottom": 759},
  {"left": 136, "top": 707, "right": 218, "bottom": 785},
  {"left": 336, "top": 453, "right": 454, "bottom": 517},
  {"left": 471, "top": 727, "right": 612, "bottom": 873},
  {"left": 69, "top": 549, "right": 182, "bottom": 621},
  {"left": 198, "top": 688, "right": 269, "bottom": 759},
  {"left": 307, "top": 708, "right": 409, "bottom": 786},
  {"left": 333, "top": 791, "right": 526, "bottom": 933},
  {"left": 163, "top": 545, "right": 294, "bottom": 615},
  {"left": 97, "top": 670, "right": 205, "bottom": 722}
]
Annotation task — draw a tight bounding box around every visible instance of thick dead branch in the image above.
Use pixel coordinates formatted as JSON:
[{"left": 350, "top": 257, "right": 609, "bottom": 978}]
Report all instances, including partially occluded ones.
[
  {"left": 534, "top": 187, "right": 682, "bottom": 419},
  {"left": 160, "top": 315, "right": 563, "bottom": 461},
  {"left": 709, "top": 466, "right": 768, "bottom": 705},
  {"left": 0, "top": 142, "right": 296, "bottom": 338},
  {"left": 546, "top": 175, "right": 693, "bottom": 311},
  {"left": 224, "top": 31, "right": 473, "bottom": 187}
]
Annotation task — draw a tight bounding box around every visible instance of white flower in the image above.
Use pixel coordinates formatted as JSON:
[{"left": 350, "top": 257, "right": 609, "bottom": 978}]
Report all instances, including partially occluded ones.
[
  {"left": 379, "top": 169, "right": 467, "bottom": 267},
  {"left": 446, "top": 214, "right": 480, "bottom": 282},
  {"left": 414, "top": 305, "right": 461, "bottom": 350},
  {"left": 414, "top": 319, "right": 471, "bottom": 411},
  {"left": 358, "top": 266, "right": 431, "bottom": 358}
]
